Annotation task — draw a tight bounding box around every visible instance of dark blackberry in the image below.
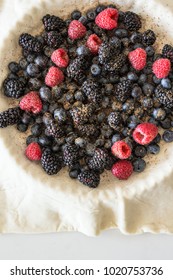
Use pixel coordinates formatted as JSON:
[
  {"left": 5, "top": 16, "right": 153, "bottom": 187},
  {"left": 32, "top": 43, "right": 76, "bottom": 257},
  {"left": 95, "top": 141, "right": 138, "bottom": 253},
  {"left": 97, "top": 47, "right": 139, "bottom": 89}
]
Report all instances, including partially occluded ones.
[
  {"left": 46, "top": 120, "right": 64, "bottom": 138},
  {"left": 105, "top": 155, "right": 116, "bottom": 170},
  {"left": 0, "top": 107, "right": 22, "bottom": 128},
  {"left": 42, "top": 14, "right": 65, "bottom": 31},
  {"left": 142, "top": 30, "right": 156, "bottom": 46},
  {"left": 162, "top": 44, "right": 173, "bottom": 62},
  {"left": 19, "top": 33, "right": 43, "bottom": 53},
  {"left": 98, "top": 41, "right": 120, "bottom": 64},
  {"left": 70, "top": 104, "right": 94, "bottom": 125},
  {"left": 88, "top": 148, "right": 108, "bottom": 171},
  {"left": 108, "top": 112, "right": 122, "bottom": 130},
  {"left": 63, "top": 144, "right": 79, "bottom": 167},
  {"left": 115, "top": 79, "right": 132, "bottom": 102},
  {"left": 67, "top": 56, "right": 87, "bottom": 82},
  {"left": 104, "top": 54, "right": 126, "bottom": 72},
  {"left": 155, "top": 85, "right": 173, "bottom": 109},
  {"left": 41, "top": 148, "right": 61, "bottom": 175},
  {"left": 81, "top": 79, "right": 102, "bottom": 103},
  {"left": 44, "top": 31, "right": 63, "bottom": 48},
  {"left": 78, "top": 170, "right": 100, "bottom": 188},
  {"left": 3, "top": 78, "right": 25, "bottom": 98},
  {"left": 77, "top": 124, "right": 97, "bottom": 136},
  {"left": 124, "top": 11, "right": 142, "bottom": 31}
]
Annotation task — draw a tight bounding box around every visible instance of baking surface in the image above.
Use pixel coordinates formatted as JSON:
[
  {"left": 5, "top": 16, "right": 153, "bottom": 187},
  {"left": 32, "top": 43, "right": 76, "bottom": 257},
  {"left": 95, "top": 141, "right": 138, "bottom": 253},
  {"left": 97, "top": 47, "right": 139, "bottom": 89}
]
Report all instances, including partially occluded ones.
[{"left": 0, "top": 0, "right": 173, "bottom": 259}]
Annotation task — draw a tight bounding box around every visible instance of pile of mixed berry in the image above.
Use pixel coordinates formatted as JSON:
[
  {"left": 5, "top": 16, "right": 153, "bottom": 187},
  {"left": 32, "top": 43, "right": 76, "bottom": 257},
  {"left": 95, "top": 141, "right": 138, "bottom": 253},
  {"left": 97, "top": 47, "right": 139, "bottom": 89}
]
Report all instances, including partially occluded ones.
[{"left": 1, "top": 4, "right": 173, "bottom": 188}]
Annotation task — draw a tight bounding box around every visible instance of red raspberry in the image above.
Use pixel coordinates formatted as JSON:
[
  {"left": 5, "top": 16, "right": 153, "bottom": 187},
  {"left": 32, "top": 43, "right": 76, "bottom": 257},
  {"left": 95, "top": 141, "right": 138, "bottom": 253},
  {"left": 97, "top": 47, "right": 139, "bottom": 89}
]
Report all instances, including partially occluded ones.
[
  {"left": 86, "top": 34, "right": 102, "bottom": 54},
  {"left": 95, "top": 8, "right": 119, "bottom": 30},
  {"left": 111, "top": 140, "right": 131, "bottom": 159},
  {"left": 25, "top": 142, "right": 42, "bottom": 161},
  {"left": 152, "top": 58, "right": 171, "bottom": 79},
  {"left": 45, "top": 66, "right": 64, "bottom": 87},
  {"left": 112, "top": 160, "right": 133, "bottom": 180},
  {"left": 133, "top": 123, "right": 158, "bottom": 145},
  {"left": 19, "top": 91, "right": 42, "bottom": 114},
  {"left": 128, "top": 48, "right": 147, "bottom": 70},
  {"left": 68, "top": 20, "right": 86, "bottom": 40},
  {"left": 51, "top": 48, "right": 69, "bottom": 68}
]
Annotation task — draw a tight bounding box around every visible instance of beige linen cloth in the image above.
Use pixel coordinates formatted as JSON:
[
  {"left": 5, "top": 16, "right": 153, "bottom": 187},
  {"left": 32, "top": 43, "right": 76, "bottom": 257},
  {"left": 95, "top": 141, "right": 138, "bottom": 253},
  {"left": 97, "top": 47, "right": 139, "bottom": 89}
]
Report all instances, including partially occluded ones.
[{"left": 0, "top": 0, "right": 173, "bottom": 236}]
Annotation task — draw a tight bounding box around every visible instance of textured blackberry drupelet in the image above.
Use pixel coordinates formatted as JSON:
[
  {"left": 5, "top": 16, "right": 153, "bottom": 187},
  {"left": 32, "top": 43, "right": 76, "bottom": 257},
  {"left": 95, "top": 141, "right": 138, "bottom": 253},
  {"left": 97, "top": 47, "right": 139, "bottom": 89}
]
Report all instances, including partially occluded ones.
[
  {"left": 155, "top": 85, "right": 173, "bottom": 109},
  {"left": 142, "top": 30, "right": 156, "bottom": 46},
  {"left": 78, "top": 170, "right": 100, "bottom": 188},
  {"left": 124, "top": 11, "right": 142, "bottom": 31},
  {"left": 19, "top": 33, "right": 43, "bottom": 53},
  {"left": 105, "top": 155, "right": 116, "bottom": 170},
  {"left": 81, "top": 79, "right": 102, "bottom": 103},
  {"left": 42, "top": 14, "right": 65, "bottom": 31},
  {"left": 77, "top": 124, "right": 97, "bottom": 136},
  {"left": 63, "top": 144, "right": 79, "bottom": 167},
  {"left": 115, "top": 79, "right": 132, "bottom": 102},
  {"left": 98, "top": 41, "right": 120, "bottom": 64},
  {"left": 3, "top": 78, "right": 25, "bottom": 98},
  {"left": 0, "top": 107, "right": 22, "bottom": 128},
  {"left": 107, "top": 112, "right": 122, "bottom": 130},
  {"left": 88, "top": 148, "right": 108, "bottom": 171},
  {"left": 162, "top": 44, "right": 173, "bottom": 62},
  {"left": 41, "top": 148, "right": 61, "bottom": 175},
  {"left": 70, "top": 104, "right": 94, "bottom": 125},
  {"left": 46, "top": 121, "right": 64, "bottom": 138},
  {"left": 67, "top": 56, "right": 87, "bottom": 82},
  {"left": 104, "top": 54, "right": 126, "bottom": 72},
  {"left": 44, "top": 31, "right": 63, "bottom": 48}
]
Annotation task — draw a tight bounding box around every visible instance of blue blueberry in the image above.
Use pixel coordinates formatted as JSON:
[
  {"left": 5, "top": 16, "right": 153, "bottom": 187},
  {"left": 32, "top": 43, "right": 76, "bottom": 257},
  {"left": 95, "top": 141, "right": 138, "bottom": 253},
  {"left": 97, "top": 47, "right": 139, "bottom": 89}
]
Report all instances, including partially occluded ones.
[
  {"left": 71, "top": 10, "right": 81, "bottom": 20},
  {"left": 17, "top": 123, "right": 28, "bottom": 132},
  {"left": 133, "top": 43, "right": 145, "bottom": 49},
  {"left": 138, "top": 74, "right": 147, "bottom": 85},
  {"left": 162, "top": 130, "right": 173, "bottom": 142},
  {"left": 76, "top": 45, "right": 90, "bottom": 56},
  {"left": 75, "top": 137, "right": 86, "bottom": 147},
  {"left": 7, "top": 73, "right": 18, "bottom": 79},
  {"left": 153, "top": 75, "right": 161, "bottom": 85},
  {"left": 120, "top": 64, "right": 129, "bottom": 75},
  {"left": 19, "top": 58, "right": 28, "bottom": 69},
  {"left": 78, "top": 16, "right": 88, "bottom": 26},
  {"left": 39, "top": 86, "right": 52, "bottom": 102},
  {"left": 147, "top": 144, "right": 160, "bottom": 155},
  {"left": 26, "top": 135, "right": 39, "bottom": 145},
  {"left": 97, "top": 112, "right": 106, "bottom": 123},
  {"left": 69, "top": 169, "right": 80, "bottom": 179},
  {"left": 130, "top": 32, "right": 142, "bottom": 44},
  {"left": 74, "top": 90, "right": 85, "bottom": 101},
  {"left": 160, "top": 118, "right": 171, "bottom": 129},
  {"left": 122, "top": 99, "right": 134, "bottom": 114},
  {"left": 39, "top": 135, "right": 52, "bottom": 146},
  {"left": 27, "top": 63, "right": 40, "bottom": 77},
  {"left": 161, "top": 78, "right": 172, "bottom": 89},
  {"left": 152, "top": 108, "right": 166, "bottom": 121},
  {"left": 142, "top": 83, "right": 154, "bottom": 96},
  {"left": 148, "top": 117, "right": 158, "bottom": 126},
  {"left": 26, "top": 54, "right": 36, "bottom": 63},
  {"left": 152, "top": 133, "right": 161, "bottom": 144},
  {"left": 8, "top": 62, "right": 20, "bottom": 73},
  {"left": 95, "top": 138, "right": 105, "bottom": 147},
  {"left": 96, "top": 5, "right": 106, "bottom": 13},
  {"left": 31, "top": 123, "right": 42, "bottom": 136},
  {"left": 146, "top": 46, "right": 155, "bottom": 56},
  {"left": 52, "top": 143, "right": 60, "bottom": 152},
  {"left": 22, "top": 112, "right": 34, "bottom": 125},
  {"left": 34, "top": 55, "right": 48, "bottom": 68},
  {"left": 131, "top": 86, "right": 142, "bottom": 98},
  {"left": 54, "top": 108, "right": 67, "bottom": 123},
  {"left": 134, "top": 145, "right": 147, "bottom": 158},
  {"left": 127, "top": 72, "right": 138, "bottom": 81},
  {"left": 133, "top": 158, "right": 146, "bottom": 172},
  {"left": 115, "top": 28, "right": 128, "bottom": 38},
  {"left": 105, "top": 83, "right": 114, "bottom": 95},
  {"left": 86, "top": 9, "right": 97, "bottom": 20},
  {"left": 90, "top": 64, "right": 101, "bottom": 76},
  {"left": 49, "top": 102, "right": 59, "bottom": 114},
  {"left": 143, "top": 97, "right": 153, "bottom": 108},
  {"left": 111, "top": 134, "right": 121, "bottom": 144}
]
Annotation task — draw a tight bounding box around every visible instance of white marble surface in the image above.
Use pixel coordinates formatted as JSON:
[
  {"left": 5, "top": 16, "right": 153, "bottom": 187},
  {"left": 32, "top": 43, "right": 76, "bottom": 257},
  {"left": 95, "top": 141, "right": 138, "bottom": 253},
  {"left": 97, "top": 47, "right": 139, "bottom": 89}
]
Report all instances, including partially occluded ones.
[{"left": 0, "top": 0, "right": 173, "bottom": 259}]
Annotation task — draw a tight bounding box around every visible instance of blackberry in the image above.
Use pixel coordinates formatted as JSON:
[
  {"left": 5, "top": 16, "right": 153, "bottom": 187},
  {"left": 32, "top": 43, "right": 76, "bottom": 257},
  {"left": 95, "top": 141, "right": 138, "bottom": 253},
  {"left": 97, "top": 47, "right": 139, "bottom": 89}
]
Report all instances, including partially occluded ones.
[
  {"left": 124, "top": 11, "right": 142, "bottom": 31},
  {"left": 115, "top": 79, "right": 132, "bottom": 102},
  {"left": 142, "top": 30, "right": 156, "bottom": 46},
  {"left": 81, "top": 79, "right": 102, "bottom": 103},
  {"left": 108, "top": 112, "right": 122, "bottom": 130},
  {"left": 67, "top": 56, "right": 87, "bottom": 82},
  {"left": 63, "top": 144, "right": 79, "bottom": 167},
  {"left": 70, "top": 104, "right": 94, "bottom": 125},
  {"left": 3, "top": 78, "right": 25, "bottom": 98},
  {"left": 19, "top": 33, "right": 43, "bottom": 53},
  {"left": 41, "top": 148, "right": 61, "bottom": 175},
  {"left": 104, "top": 54, "right": 126, "bottom": 72},
  {"left": 46, "top": 121, "right": 64, "bottom": 138},
  {"left": 77, "top": 124, "right": 97, "bottom": 136},
  {"left": 78, "top": 170, "right": 100, "bottom": 188},
  {"left": 42, "top": 14, "right": 65, "bottom": 31},
  {"left": 88, "top": 148, "right": 108, "bottom": 171},
  {"left": 162, "top": 44, "right": 173, "bottom": 63},
  {"left": 44, "top": 31, "right": 63, "bottom": 48},
  {"left": 105, "top": 155, "right": 116, "bottom": 170},
  {"left": 155, "top": 85, "right": 173, "bottom": 109},
  {"left": 98, "top": 41, "right": 120, "bottom": 64},
  {"left": 0, "top": 107, "right": 22, "bottom": 128}
]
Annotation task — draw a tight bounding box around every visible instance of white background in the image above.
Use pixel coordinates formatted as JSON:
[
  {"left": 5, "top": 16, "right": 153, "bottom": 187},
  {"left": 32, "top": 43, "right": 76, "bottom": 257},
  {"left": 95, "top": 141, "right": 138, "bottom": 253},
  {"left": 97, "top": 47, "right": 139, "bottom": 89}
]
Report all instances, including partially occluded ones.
[{"left": 1, "top": 0, "right": 173, "bottom": 260}]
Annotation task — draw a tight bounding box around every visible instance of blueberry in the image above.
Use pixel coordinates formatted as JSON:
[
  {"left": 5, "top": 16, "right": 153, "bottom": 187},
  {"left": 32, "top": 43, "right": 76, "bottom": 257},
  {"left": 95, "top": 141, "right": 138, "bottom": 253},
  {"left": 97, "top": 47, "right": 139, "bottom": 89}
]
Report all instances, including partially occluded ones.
[
  {"left": 22, "top": 112, "right": 33, "bottom": 125},
  {"left": 131, "top": 86, "right": 142, "bottom": 98},
  {"left": 8, "top": 62, "right": 20, "bottom": 73},
  {"left": 26, "top": 135, "right": 39, "bottom": 145},
  {"left": 53, "top": 87, "right": 65, "bottom": 100},
  {"left": 146, "top": 46, "right": 155, "bottom": 56},
  {"left": 69, "top": 169, "right": 80, "bottom": 179},
  {"left": 43, "top": 113, "right": 52, "bottom": 125},
  {"left": 85, "top": 143, "right": 95, "bottom": 156},
  {"left": 142, "top": 83, "right": 154, "bottom": 96},
  {"left": 143, "top": 97, "right": 153, "bottom": 109},
  {"left": 54, "top": 108, "right": 67, "bottom": 123},
  {"left": 17, "top": 123, "right": 28, "bottom": 132},
  {"left": 104, "top": 140, "right": 112, "bottom": 149},
  {"left": 35, "top": 116, "right": 43, "bottom": 124},
  {"left": 86, "top": 9, "right": 97, "bottom": 21},
  {"left": 39, "top": 135, "right": 52, "bottom": 146},
  {"left": 143, "top": 61, "right": 153, "bottom": 74},
  {"left": 34, "top": 55, "right": 48, "bottom": 68},
  {"left": 44, "top": 46, "right": 54, "bottom": 57},
  {"left": 52, "top": 143, "right": 60, "bottom": 152},
  {"left": 109, "top": 74, "right": 120, "bottom": 84},
  {"left": 19, "top": 58, "right": 28, "bottom": 69},
  {"left": 78, "top": 16, "right": 88, "bottom": 26},
  {"left": 148, "top": 117, "right": 158, "bottom": 126},
  {"left": 133, "top": 43, "right": 145, "bottom": 49},
  {"left": 122, "top": 128, "right": 131, "bottom": 137},
  {"left": 74, "top": 90, "right": 85, "bottom": 101},
  {"left": 133, "top": 158, "right": 146, "bottom": 172},
  {"left": 27, "top": 63, "right": 40, "bottom": 77},
  {"left": 76, "top": 45, "right": 90, "bottom": 56},
  {"left": 160, "top": 118, "right": 171, "bottom": 129},
  {"left": 127, "top": 72, "right": 138, "bottom": 81},
  {"left": 96, "top": 5, "right": 106, "bottom": 13},
  {"left": 95, "top": 138, "right": 105, "bottom": 147},
  {"left": 105, "top": 83, "right": 114, "bottom": 95},
  {"left": 153, "top": 75, "right": 161, "bottom": 85},
  {"left": 49, "top": 102, "right": 58, "bottom": 114},
  {"left": 161, "top": 78, "right": 172, "bottom": 89},
  {"left": 71, "top": 10, "right": 81, "bottom": 20},
  {"left": 7, "top": 73, "right": 18, "bottom": 79},
  {"left": 120, "top": 65, "right": 129, "bottom": 75},
  {"left": 42, "top": 103, "right": 49, "bottom": 113},
  {"left": 130, "top": 32, "right": 142, "bottom": 44},
  {"left": 26, "top": 54, "right": 36, "bottom": 63},
  {"left": 138, "top": 74, "right": 147, "bottom": 85},
  {"left": 134, "top": 145, "right": 147, "bottom": 158},
  {"left": 112, "top": 133, "right": 121, "bottom": 144},
  {"left": 115, "top": 28, "right": 128, "bottom": 38},
  {"left": 65, "top": 92, "right": 74, "bottom": 103},
  {"left": 90, "top": 64, "right": 101, "bottom": 76},
  {"left": 31, "top": 123, "right": 42, "bottom": 136},
  {"left": 121, "top": 38, "right": 130, "bottom": 48},
  {"left": 152, "top": 108, "right": 166, "bottom": 121},
  {"left": 75, "top": 137, "right": 86, "bottom": 147},
  {"left": 39, "top": 86, "right": 52, "bottom": 102},
  {"left": 97, "top": 112, "right": 106, "bottom": 123},
  {"left": 122, "top": 99, "right": 134, "bottom": 114},
  {"left": 147, "top": 144, "right": 160, "bottom": 155},
  {"left": 152, "top": 133, "right": 161, "bottom": 144},
  {"left": 102, "top": 97, "right": 109, "bottom": 108},
  {"left": 28, "top": 78, "right": 42, "bottom": 90}
]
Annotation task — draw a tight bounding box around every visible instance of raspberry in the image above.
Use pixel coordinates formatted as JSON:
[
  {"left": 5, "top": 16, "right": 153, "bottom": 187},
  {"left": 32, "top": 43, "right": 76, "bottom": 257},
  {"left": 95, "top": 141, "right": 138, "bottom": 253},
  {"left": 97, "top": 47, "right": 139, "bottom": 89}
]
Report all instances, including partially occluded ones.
[
  {"left": 133, "top": 123, "right": 158, "bottom": 145},
  {"left": 95, "top": 8, "right": 119, "bottom": 30},
  {"left": 86, "top": 34, "right": 102, "bottom": 54},
  {"left": 68, "top": 20, "right": 86, "bottom": 40},
  {"left": 112, "top": 160, "right": 133, "bottom": 180},
  {"left": 51, "top": 48, "right": 69, "bottom": 68},
  {"left": 25, "top": 142, "right": 42, "bottom": 161},
  {"left": 45, "top": 66, "right": 64, "bottom": 87},
  {"left": 19, "top": 91, "right": 42, "bottom": 114},
  {"left": 152, "top": 58, "right": 171, "bottom": 79},
  {"left": 128, "top": 48, "right": 147, "bottom": 70},
  {"left": 111, "top": 140, "right": 131, "bottom": 159}
]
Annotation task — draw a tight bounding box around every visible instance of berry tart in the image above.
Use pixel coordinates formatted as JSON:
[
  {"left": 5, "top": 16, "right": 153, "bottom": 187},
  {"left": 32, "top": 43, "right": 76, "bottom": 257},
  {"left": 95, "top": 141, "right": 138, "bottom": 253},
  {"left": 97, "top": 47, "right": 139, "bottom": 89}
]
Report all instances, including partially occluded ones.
[{"left": 0, "top": 0, "right": 173, "bottom": 235}]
